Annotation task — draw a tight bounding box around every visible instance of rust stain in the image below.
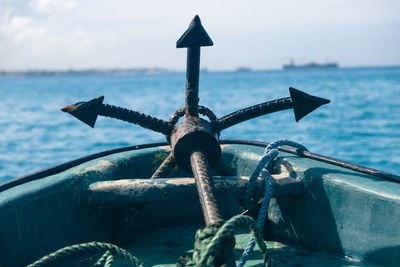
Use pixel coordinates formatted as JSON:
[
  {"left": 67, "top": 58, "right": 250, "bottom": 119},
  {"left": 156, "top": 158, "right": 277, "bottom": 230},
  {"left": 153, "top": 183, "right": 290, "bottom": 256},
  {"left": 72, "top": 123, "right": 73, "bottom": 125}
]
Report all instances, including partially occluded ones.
[{"left": 61, "top": 102, "right": 84, "bottom": 113}]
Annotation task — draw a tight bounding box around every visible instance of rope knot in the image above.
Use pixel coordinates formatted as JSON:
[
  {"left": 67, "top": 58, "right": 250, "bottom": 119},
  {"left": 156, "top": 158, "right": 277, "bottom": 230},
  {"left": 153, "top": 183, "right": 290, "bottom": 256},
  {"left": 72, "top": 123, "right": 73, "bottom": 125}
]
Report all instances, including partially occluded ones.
[{"left": 191, "top": 220, "right": 236, "bottom": 266}]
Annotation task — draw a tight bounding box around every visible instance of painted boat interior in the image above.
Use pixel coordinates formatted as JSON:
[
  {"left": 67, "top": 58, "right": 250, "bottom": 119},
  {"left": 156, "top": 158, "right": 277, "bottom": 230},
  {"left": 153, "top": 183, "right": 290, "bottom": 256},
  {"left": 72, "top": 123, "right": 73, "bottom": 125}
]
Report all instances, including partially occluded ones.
[{"left": 0, "top": 141, "right": 399, "bottom": 266}]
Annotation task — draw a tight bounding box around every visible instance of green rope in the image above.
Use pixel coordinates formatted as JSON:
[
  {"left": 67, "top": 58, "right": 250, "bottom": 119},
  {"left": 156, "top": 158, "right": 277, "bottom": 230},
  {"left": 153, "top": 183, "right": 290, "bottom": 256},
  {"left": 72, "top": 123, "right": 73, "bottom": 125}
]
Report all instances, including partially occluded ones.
[
  {"left": 27, "top": 241, "right": 143, "bottom": 267},
  {"left": 95, "top": 251, "right": 113, "bottom": 266},
  {"left": 189, "top": 215, "right": 270, "bottom": 267},
  {"left": 189, "top": 221, "right": 229, "bottom": 266},
  {"left": 104, "top": 252, "right": 114, "bottom": 267}
]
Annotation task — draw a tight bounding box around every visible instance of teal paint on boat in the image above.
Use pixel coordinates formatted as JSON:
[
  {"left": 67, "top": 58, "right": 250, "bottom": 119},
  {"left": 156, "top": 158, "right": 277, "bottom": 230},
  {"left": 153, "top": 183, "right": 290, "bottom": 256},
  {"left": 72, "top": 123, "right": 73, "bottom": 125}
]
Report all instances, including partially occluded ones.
[{"left": 0, "top": 141, "right": 399, "bottom": 266}]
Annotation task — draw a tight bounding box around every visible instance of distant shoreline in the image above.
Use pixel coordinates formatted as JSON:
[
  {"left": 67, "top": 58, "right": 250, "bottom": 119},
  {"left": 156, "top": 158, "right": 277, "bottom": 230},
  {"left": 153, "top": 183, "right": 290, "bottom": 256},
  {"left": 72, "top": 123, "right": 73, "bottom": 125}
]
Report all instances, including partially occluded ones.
[
  {"left": 0, "top": 68, "right": 170, "bottom": 77},
  {"left": 0, "top": 65, "right": 399, "bottom": 77}
]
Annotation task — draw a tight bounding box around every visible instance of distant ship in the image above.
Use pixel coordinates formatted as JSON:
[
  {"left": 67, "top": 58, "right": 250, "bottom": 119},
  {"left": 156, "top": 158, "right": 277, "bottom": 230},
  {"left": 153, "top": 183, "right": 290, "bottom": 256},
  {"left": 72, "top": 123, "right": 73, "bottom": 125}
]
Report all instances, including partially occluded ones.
[
  {"left": 283, "top": 59, "right": 338, "bottom": 70},
  {"left": 236, "top": 66, "right": 252, "bottom": 72}
]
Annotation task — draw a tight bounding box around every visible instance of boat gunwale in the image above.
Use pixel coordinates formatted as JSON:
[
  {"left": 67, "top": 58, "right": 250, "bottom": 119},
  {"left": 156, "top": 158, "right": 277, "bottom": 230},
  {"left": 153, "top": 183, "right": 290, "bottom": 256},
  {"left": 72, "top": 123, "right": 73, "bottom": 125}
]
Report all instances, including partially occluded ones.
[{"left": 1, "top": 139, "right": 399, "bottom": 193}]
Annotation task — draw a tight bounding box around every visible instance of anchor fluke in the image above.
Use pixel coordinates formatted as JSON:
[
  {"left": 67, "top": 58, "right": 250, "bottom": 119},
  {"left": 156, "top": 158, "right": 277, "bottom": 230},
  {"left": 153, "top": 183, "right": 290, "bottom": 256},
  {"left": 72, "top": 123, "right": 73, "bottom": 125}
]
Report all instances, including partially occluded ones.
[
  {"left": 61, "top": 96, "right": 104, "bottom": 128},
  {"left": 289, "top": 87, "right": 330, "bottom": 122},
  {"left": 176, "top": 15, "right": 213, "bottom": 48}
]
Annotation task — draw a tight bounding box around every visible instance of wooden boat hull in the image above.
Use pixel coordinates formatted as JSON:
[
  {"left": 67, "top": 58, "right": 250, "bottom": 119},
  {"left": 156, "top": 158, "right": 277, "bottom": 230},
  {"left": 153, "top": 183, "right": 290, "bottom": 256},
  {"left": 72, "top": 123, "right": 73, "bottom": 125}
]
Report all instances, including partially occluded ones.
[{"left": 0, "top": 140, "right": 399, "bottom": 266}]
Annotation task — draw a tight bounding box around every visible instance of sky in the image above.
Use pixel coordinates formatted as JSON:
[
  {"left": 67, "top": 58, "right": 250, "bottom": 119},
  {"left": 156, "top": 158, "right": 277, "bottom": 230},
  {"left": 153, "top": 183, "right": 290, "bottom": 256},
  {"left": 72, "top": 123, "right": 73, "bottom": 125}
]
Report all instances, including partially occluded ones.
[{"left": 0, "top": 0, "right": 399, "bottom": 71}]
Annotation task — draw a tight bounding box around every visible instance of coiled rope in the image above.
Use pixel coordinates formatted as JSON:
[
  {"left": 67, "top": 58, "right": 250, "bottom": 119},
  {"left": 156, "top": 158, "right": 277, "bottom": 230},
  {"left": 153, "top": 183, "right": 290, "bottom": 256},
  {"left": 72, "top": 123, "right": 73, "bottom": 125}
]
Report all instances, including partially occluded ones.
[
  {"left": 237, "top": 139, "right": 308, "bottom": 267},
  {"left": 27, "top": 241, "right": 143, "bottom": 267}
]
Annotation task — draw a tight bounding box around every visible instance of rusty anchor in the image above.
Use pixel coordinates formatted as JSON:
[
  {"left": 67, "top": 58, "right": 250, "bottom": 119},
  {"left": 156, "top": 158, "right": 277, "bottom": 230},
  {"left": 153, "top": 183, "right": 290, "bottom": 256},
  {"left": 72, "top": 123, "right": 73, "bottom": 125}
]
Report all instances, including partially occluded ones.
[{"left": 62, "top": 15, "right": 330, "bottom": 266}]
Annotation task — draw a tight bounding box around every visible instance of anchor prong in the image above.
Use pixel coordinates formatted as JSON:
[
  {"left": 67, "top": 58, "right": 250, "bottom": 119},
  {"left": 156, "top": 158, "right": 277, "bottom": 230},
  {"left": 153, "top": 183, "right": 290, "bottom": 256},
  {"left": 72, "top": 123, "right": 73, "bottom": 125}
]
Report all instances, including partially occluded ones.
[
  {"left": 216, "top": 87, "right": 330, "bottom": 131},
  {"left": 177, "top": 15, "right": 213, "bottom": 118},
  {"left": 61, "top": 96, "right": 104, "bottom": 128},
  {"left": 289, "top": 87, "right": 330, "bottom": 121},
  {"left": 61, "top": 96, "right": 173, "bottom": 135}
]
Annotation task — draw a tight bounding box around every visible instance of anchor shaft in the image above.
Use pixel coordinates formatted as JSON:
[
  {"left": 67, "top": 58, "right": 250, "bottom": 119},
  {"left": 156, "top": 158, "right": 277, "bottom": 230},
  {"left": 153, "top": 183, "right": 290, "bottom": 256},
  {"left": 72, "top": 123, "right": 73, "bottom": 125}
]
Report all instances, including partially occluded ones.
[
  {"left": 185, "top": 47, "right": 201, "bottom": 117},
  {"left": 190, "top": 149, "right": 222, "bottom": 225}
]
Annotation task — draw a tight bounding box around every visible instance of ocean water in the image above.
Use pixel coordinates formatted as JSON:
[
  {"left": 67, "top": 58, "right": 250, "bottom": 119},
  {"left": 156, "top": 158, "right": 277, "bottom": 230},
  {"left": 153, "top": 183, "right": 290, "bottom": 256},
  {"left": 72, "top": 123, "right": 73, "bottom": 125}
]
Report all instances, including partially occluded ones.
[{"left": 0, "top": 67, "right": 399, "bottom": 182}]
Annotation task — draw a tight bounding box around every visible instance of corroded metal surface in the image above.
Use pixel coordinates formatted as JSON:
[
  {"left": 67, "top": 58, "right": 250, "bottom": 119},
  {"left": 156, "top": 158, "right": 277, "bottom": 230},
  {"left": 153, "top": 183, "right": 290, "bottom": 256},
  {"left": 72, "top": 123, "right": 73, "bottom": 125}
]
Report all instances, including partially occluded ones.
[
  {"left": 168, "top": 106, "right": 217, "bottom": 126},
  {"left": 217, "top": 97, "right": 293, "bottom": 131},
  {"left": 61, "top": 97, "right": 173, "bottom": 135},
  {"left": 190, "top": 150, "right": 222, "bottom": 225},
  {"left": 217, "top": 88, "right": 330, "bottom": 131},
  {"left": 170, "top": 117, "right": 220, "bottom": 171},
  {"left": 98, "top": 104, "right": 173, "bottom": 135},
  {"left": 177, "top": 15, "right": 213, "bottom": 118},
  {"left": 184, "top": 46, "right": 201, "bottom": 117}
]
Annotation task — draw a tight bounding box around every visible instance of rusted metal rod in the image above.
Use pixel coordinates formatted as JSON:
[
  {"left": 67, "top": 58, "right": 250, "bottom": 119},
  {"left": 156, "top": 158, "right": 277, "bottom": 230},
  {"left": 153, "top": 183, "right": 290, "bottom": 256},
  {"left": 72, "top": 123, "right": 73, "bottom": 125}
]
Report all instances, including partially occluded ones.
[
  {"left": 177, "top": 15, "right": 213, "bottom": 118},
  {"left": 185, "top": 46, "right": 201, "bottom": 117},
  {"left": 99, "top": 104, "right": 174, "bottom": 135},
  {"left": 61, "top": 96, "right": 174, "bottom": 135},
  {"left": 151, "top": 154, "right": 176, "bottom": 178},
  {"left": 217, "top": 97, "right": 292, "bottom": 131},
  {"left": 190, "top": 150, "right": 222, "bottom": 225},
  {"left": 190, "top": 149, "right": 237, "bottom": 266},
  {"left": 216, "top": 87, "right": 330, "bottom": 131}
]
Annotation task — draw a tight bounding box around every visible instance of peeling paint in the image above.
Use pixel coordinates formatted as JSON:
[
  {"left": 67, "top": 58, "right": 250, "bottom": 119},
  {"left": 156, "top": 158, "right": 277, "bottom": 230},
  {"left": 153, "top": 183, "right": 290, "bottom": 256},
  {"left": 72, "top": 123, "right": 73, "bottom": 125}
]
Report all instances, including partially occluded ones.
[
  {"left": 272, "top": 173, "right": 290, "bottom": 180},
  {"left": 245, "top": 152, "right": 263, "bottom": 161},
  {"left": 238, "top": 176, "right": 250, "bottom": 181},
  {"left": 78, "top": 160, "right": 116, "bottom": 175},
  {"left": 166, "top": 178, "right": 194, "bottom": 185},
  {"left": 159, "top": 146, "right": 172, "bottom": 151},
  {"left": 90, "top": 179, "right": 169, "bottom": 192}
]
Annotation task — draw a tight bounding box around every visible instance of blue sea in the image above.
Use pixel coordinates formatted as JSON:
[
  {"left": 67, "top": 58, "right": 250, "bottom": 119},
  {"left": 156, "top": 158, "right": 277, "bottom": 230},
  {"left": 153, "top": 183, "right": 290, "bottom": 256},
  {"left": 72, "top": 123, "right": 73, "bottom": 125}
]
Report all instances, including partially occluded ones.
[{"left": 0, "top": 67, "right": 399, "bottom": 182}]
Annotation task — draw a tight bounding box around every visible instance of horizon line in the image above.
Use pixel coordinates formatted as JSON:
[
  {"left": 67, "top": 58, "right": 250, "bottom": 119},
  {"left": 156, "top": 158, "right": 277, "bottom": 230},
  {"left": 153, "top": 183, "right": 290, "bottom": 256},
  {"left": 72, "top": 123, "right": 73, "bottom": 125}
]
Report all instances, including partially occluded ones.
[{"left": 1, "top": 64, "right": 399, "bottom": 76}]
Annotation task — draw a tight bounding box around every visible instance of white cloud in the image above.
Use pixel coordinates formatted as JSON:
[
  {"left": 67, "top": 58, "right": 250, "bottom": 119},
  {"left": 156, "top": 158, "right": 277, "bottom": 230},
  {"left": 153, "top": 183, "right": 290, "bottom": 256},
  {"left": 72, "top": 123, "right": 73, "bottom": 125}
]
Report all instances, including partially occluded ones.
[
  {"left": 8, "top": 16, "right": 46, "bottom": 44},
  {"left": 33, "top": 0, "right": 76, "bottom": 12}
]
